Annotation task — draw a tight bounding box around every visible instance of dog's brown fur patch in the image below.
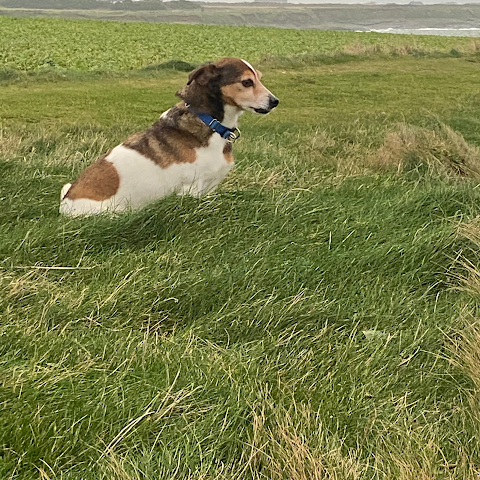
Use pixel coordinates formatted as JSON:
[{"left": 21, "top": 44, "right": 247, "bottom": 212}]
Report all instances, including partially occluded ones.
[
  {"left": 221, "top": 84, "right": 242, "bottom": 108},
  {"left": 223, "top": 142, "right": 234, "bottom": 163},
  {"left": 65, "top": 155, "right": 120, "bottom": 201},
  {"left": 122, "top": 104, "right": 213, "bottom": 168}
]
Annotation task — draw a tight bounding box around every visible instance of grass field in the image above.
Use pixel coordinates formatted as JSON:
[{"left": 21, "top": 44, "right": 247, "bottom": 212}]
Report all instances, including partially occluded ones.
[
  {"left": 1, "top": 15, "right": 480, "bottom": 71},
  {"left": 2, "top": 16, "right": 480, "bottom": 480}
]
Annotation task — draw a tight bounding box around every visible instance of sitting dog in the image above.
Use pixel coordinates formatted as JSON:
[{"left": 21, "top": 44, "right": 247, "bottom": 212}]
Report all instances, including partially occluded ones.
[{"left": 59, "top": 57, "right": 279, "bottom": 216}]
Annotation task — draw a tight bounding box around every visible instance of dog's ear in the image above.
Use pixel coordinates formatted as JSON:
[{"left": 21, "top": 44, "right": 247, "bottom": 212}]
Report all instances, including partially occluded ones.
[
  {"left": 176, "top": 62, "right": 225, "bottom": 119},
  {"left": 187, "top": 63, "right": 219, "bottom": 86}
]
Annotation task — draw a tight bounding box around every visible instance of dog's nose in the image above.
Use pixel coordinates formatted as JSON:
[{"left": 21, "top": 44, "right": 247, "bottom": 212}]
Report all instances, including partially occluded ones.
[{"left": 269, "top": 96, "right": 279, "bottom": 109}]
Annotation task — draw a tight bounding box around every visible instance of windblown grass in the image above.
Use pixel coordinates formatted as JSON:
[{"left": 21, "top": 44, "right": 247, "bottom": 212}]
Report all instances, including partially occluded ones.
[{"left": 2, "top": 19, "right": 480, "bottom": 479}]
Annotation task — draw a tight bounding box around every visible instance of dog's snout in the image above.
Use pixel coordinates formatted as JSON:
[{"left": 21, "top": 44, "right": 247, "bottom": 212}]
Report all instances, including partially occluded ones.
[
  {"left": 269, "top": 96, "right": 279, "bottom": 109},
  {"left": 253, "top": 94, "right": 279, "bottom": 114}
]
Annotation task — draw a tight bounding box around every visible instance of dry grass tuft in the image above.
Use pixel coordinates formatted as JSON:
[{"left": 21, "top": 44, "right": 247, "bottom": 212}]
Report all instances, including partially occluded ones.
[
  {"left": 0, "top": 127, "right": 23, "bottom": 160},
  {"left": 243, "top": 395, "right": 364, "bottom": 480},
  {"left": 459, "top": 220, "right": 480, "bottom": 249},
  {"left": 0, "top": 124, "right": 114, "bottom": 168},
  {"left": 446, "top": 223, "right": 480, "bottom": 478},
  {"left": 447, "top": 315, "right": 480, "bottom": 458},
  {"left": 471, "top": 40, "right": 480, "bottom": 52},
  {"left": 343, "top": 42, "right": 383, "bottom": 56},
  {"left": 455, "top": 220, "right": 480, "bottom": 298},
  {"left": 449, "top": 316, "right": 480, "bottom": 397},
  {"left": 99, "top": 452, "right": 143, "bottom": 480},
  {"left": 372, "top": 122, "right": 480, "bottom": 179}
]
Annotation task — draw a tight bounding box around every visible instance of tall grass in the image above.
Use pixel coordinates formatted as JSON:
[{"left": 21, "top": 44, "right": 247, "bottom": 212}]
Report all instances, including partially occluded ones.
[{"left": 2, "top": 24, "right": 480, "bottom": 478}]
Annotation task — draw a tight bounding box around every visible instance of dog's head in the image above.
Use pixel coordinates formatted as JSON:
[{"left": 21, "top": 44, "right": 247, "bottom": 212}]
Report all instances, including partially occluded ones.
[{"left": 177, "top": 57, "right": 279, "bottom": 120}]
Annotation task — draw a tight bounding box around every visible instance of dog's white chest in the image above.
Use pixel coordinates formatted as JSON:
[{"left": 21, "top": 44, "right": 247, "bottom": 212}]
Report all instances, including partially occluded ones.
[{"left": 189, "top": 134, "right": 234, "bottom": 192}]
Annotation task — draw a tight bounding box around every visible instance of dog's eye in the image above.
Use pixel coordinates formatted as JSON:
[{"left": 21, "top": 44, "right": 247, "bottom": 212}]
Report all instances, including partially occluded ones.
[{"left": 241, "top": 79, "right": 254, "bottom": 88}]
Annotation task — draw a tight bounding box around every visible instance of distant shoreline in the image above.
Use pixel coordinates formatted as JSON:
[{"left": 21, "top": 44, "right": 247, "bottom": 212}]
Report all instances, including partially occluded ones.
[
  {"left": 1, "top": 3, "right": 480, "bottom": 34},
  {"left": 366, "top": 27, "right": 480, "bottom": 36}
]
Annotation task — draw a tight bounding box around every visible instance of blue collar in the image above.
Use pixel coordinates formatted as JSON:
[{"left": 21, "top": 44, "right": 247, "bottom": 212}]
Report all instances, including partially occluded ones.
[{"left": 186, "top": 106, "right": 241, "bottom": 143}]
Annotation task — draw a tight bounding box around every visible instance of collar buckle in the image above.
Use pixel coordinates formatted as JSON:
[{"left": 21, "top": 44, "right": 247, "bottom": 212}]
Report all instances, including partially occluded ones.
[{"left": 226, "top": 128, "right": 241, "bottom": 144}]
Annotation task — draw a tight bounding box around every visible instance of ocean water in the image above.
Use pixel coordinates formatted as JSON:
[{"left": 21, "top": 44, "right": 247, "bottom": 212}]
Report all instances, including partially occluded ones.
[{"left": 366, "top": 27, "right": 480, "bottom": 36}]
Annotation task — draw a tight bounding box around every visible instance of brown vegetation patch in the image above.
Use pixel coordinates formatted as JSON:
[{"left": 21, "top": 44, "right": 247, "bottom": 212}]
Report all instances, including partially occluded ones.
[{"left": 373, "top": 122, "right": 480, "bottom": 179}]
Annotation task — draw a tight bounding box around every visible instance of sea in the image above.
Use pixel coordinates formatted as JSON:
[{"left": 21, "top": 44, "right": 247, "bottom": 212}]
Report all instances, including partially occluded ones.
[{"left": 364, "top": 28, "right": 480, "bottom": 36}]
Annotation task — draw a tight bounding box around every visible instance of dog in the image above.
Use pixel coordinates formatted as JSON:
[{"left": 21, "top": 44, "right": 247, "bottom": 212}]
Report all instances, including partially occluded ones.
[{"left": 59, "top": 57, "right": 279, "bottom": 216}]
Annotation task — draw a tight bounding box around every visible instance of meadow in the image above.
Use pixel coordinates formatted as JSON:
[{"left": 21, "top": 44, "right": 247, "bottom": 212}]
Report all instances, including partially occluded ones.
[{"left": 2, "top": 15, "right": 480, "bottom": 480}]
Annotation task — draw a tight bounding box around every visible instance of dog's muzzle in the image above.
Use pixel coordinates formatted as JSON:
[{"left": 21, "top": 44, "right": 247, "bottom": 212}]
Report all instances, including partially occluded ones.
[{"left": 254, "top": 95, "right": 279, "bottom": 114}]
